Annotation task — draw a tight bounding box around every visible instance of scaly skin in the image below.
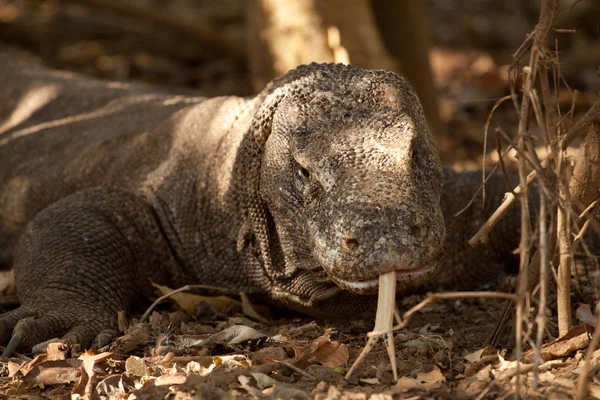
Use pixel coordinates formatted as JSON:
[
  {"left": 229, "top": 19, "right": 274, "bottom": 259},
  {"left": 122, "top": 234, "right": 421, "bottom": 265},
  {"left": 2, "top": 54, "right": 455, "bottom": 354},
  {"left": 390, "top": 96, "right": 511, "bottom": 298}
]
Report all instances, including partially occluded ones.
[{"left": 0, "top": 52, "right": 534, "bottom": 351}]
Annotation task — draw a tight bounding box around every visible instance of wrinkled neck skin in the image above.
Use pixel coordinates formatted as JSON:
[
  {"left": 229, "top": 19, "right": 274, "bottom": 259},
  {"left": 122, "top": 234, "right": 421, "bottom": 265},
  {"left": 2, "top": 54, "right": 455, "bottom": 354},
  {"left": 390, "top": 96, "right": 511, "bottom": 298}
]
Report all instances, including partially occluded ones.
[
  {"left": 145, "top": 97, "right": 269, "bottom": 294},
  {"left": 154, "top": 99, "right": 367, "bottom": 314}
]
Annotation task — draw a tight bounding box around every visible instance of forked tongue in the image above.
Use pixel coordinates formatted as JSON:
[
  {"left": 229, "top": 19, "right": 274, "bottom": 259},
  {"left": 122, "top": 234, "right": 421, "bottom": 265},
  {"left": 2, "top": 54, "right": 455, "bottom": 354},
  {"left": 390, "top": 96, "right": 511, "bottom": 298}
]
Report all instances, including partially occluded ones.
[{"left": 345, "top": 271, "right": 398, "bottom": 381}]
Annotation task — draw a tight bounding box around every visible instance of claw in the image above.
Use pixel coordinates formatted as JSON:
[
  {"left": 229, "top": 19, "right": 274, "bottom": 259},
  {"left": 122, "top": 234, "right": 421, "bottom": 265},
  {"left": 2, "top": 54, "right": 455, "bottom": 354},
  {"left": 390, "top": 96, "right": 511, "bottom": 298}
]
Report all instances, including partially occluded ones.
[{"left": 3, "top": 333, "right": 23, "bottom": 357}]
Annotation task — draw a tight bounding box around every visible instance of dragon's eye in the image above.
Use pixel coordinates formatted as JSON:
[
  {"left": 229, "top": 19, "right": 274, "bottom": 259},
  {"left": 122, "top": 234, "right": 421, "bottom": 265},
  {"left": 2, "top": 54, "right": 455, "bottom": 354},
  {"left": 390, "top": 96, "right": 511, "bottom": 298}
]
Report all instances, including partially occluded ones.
[{"left": 298, "top": 166, "right": 310, "bottom": 180}]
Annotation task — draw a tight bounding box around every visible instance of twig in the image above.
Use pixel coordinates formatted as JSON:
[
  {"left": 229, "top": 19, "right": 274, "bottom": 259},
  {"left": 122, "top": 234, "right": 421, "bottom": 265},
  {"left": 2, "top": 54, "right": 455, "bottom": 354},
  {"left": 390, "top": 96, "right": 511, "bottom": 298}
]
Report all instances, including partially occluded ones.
[
  {"left": 140, "top": 284, "right": 234, "bottom": 322},
  {"left": 368, "top": 291, "right": 517, "bottom": 337},
  {"left": 280, "top": 360, "right": 317, "bottom": 381},
  {"left": 533, "top": 192, "right": 549, "bottom": 389},
  {"left": 482, "top": 95, "right": 513, "bottom": 203},
  {"left": 469, "top": 96, "right": 600, "bottom": 247}
]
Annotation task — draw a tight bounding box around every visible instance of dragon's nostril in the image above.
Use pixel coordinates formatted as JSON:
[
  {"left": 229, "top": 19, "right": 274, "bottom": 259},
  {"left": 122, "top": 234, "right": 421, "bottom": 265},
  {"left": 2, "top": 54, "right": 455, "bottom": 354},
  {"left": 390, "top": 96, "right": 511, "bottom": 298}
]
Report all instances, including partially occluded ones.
[
  {"left": 343, "top": 237, "right": 360, "bottom": 252},
  {"left": 411, "top": 223, "right": 426, "bottom": 239}
]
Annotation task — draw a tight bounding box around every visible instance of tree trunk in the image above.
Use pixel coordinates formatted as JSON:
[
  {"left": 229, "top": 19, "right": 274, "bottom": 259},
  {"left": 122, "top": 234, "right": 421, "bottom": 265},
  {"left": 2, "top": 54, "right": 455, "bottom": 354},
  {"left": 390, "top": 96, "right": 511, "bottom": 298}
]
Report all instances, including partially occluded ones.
[
  {"left": 245, "top": 0, "right": 396, "bottom": 91},
  {"left": 370, "top": 0, "right": 443, "bottom": 147}
]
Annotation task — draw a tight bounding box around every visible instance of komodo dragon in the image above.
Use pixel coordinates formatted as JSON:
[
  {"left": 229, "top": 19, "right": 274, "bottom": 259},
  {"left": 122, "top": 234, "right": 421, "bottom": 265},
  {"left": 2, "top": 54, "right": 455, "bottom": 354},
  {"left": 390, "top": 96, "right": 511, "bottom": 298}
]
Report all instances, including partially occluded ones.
[{"left": 0, "top": 54, "right": 527, "bottom": 352}]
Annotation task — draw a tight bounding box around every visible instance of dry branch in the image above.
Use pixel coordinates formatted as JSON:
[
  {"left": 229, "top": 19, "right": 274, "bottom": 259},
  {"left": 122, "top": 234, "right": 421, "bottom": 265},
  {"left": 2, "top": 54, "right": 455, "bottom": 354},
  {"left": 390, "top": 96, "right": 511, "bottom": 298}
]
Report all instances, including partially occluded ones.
[{"left": 469, "top": 96, "right": 600, "bottom": 247}]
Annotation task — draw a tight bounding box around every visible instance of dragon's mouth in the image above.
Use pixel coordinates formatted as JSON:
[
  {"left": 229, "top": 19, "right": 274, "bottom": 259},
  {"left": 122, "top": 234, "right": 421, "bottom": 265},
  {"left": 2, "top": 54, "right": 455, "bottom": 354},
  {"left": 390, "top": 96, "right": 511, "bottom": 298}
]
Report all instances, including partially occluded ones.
[{"left": 331, "top": 247, "right": 446, "bottom": 294}]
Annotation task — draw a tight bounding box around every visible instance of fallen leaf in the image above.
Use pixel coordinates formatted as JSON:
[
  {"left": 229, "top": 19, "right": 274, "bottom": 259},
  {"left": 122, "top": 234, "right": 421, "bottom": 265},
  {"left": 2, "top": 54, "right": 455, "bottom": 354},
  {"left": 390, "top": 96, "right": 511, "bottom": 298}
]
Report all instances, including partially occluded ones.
[
  {"left": 464, "top": 347, "right": 493, "bottom": 363},
  {"left": 155, "top": 373, "right": 187, "bottom": 386},
  {"left": 125, "top": 355, "right": 148, "bottom": 376},
  {"left": 21, "top": 359, "right": 82, "bottom": 384},
  {"left": 312, "top": 341, "right": 349, "bottom": 369},
  {"left": 7, "top": 360, "right": 26, "bottom": 377},
  {"left": 18, "top": 353, "right": 48, "bottom": 377},
  {"left": 292, "top": 334, "right": 349, "bottom": 369},
  {"left": 522, "top": 325, "right": 593, "bottom": 363},
  {"left": 369, "top": 394, "right": 393, "bottom": 400},
  {"left": 458, "top": 364, "right": 493, "bottom": 395},
  {"left": 293, "top": 335, "right": 331, "bottom": 366},
  {"left": 186, "top": 360, "right": 214, "bottom": 376},
  {"left": 396, "top": 366, "right": 446, "bottom": 391},
  {"left": 271, "top": 386, "right": 309, "bottom": 400},
  {"left": 536, "top": 371, "right": 556, "bottom": 383},
  {"left": 588, "top": 383, "right": 600, "bottom": 399},
  {"left": 216, "top": 354, "right": 251, "bottom": 370},
  {"left": 96, "top": 374, "right": 121, "bottom": 398},
  {"left": 111, "top": 325, "right": 150, "bottom": 354},
  {"left": 240, "top": 292, "right": 271, "bottom": 323},
  {"left": 359, "top": 377, "right": 380, "bottom": 385},
  {"left": 72, "top": 351, "right": 110, "bottom": 398},
  {"left": 153, "top": 283, "right": 242, "bottom": 315},
  {"left": 416, "top": 366, "right": 446, "bottom": 388},
  {"left": 238, "top": 375, "right": 262, "bottom": 399},
  {"left": 497, "top": 353, "right": 519, "bottom": 371},
  {"left": 251, "top": 372, "right": 278, "bottom": 389},
  {"left": 197, "top": 325, "right": 266, "bottom": 347}
]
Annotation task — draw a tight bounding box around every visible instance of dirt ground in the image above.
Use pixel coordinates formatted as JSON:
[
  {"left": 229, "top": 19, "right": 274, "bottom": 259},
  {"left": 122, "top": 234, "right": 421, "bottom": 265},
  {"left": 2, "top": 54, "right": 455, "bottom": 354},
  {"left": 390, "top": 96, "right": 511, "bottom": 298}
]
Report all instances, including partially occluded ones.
[{"left": 0, "top": 1, "right": 599, "bottom": 399}]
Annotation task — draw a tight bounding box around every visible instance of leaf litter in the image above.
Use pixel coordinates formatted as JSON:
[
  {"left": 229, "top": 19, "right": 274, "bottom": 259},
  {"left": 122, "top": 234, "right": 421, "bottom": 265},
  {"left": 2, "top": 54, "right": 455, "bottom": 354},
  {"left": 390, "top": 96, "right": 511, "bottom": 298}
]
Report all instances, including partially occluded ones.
[{"left": 2, "top": 277, "right": 600, "bottom": 399}]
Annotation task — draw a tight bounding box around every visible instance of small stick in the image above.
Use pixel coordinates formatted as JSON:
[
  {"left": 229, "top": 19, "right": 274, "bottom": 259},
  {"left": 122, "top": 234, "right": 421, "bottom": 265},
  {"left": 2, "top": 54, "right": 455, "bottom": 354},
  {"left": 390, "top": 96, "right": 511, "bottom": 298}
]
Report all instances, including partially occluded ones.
[
  {"left": 468, "top": 96, "right": 600, "bottom": 247},
  {"left": 140, "top": 284, "right": 233, "bottom": 322},
  {"left": 280, "top": 360, "right": 318, "bottom": 381},
  {"left": 370, "top": 291, "right": 517, "bottom": 338}
]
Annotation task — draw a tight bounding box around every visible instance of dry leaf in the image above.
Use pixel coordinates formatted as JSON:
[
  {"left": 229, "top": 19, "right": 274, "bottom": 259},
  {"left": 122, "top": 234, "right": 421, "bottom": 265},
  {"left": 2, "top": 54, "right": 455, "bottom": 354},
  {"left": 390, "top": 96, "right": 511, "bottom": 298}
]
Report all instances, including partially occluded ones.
[
  {"left": 72, "top": 351, "right": 111, "bottom": 397},
  {"left": 18, "top": 353, "right": 48, "bottom": 377},
  {"left": 522, "top": 324, "right": 593, "bottom": 363},
  {"left": 238, "top": 375, "right": 262, "bottom": 399},
  {"left": 125, "top": 355, "right": 148, "bottom": 376},
  {"left": 464, "top": 347, "right": 493, "bottom": 363},
  {"left": 294, "top": 334, "right": 349, "bottom": 369},
  {"left": 359, "top": 378, "right": 380, "bottom": 385},
  {"left": 497, "top": 353, "right": 519, "bottom": 371},
  {"left": 21, "top": 359, "right": 82, "bottom": 384},
  {"left": 111, "top": 325, "right": 150, "bottom": 354},
  {"left": 95, "top": 374, "right": 122, "bottom": 398},
  {"left": 588, "top": 383, "right": 600, "bottom": 399},
  {"left": 251, "top": 372, "right": 278, "bottom": 389},
  {"left": 216, "top": 354, "right": 251, "bottom": 370},
  {"left": 153, "top": 283, "right": 242, "bottom": 315},
  {"left": 240, "top": 292, "right": 271, "bottom": 323},
  {"left": 396, "top": 366, "right": 446, "bottom": 391},
  {"left": 312, "top": 341, "right": 349, "bottom": 369},
  {"left": 197, "top": 325, "right": 266, "bottom": 347},
  {"left": 155, "top": 373, "right": 187, "bottom": 386},
  {"left": 458, "top": 364, "right": 493, "bottom": 395},
  {"left": 7, "top": 360, "right": 26, "bottom": 377},
  {"left": 293, "top": 335, "right": 331, "bottom": 366}
]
